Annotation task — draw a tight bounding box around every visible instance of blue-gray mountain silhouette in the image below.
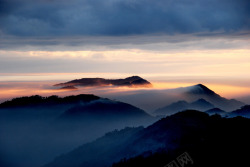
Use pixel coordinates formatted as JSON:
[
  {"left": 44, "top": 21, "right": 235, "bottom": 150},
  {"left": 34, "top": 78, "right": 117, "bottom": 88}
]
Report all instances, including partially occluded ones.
[
  {"left": 57, "top": 98, "right": 154, "bottom": 130},
  {"left": 154, "top": 98, "right": 214, "bottom": 116},
  {"left": 61, "top": 99, "right": 151, "bottom": 119},
  {"left": 229, "top": 105, "right": 250, "bottom": 118},
  {"left": 205, "top": 108, "right": 226, "bottom": 116},
  {"left": 182, "top": 84, "right": 244, "bottom": 111}
]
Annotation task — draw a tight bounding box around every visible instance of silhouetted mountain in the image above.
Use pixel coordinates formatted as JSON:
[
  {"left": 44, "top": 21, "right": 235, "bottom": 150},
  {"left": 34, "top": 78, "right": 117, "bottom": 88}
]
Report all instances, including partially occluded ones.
[
  {"left": 183, "top": 84, "right": 244, "bottom": 111},
  {"left": 0, "top": 94, "right": 100, "bottom": 109},
  {"left": 230, "top": 105, "right": 250, "bottom": 118},
  {"left": 57, "top": 99, "right": 154, "bottom": 129},
  {"left": 205, "top": 108, "right": 226, "bottom": 116},
  {"left": 186, "top": 83, "right": 216, "bottom": 95},
  {"left": 61, "top": 99, "right": 150, "bottom": 119},
  {"left": 154, "top": 98, "right": 214, "bottom": 116},
  {"left": 0, "top": 94, "right": 155, "bottom": 167},
  {"left": 189, "top": 98, "right": 214, "bottom": 111},
  {"left": 44, "top": 110, "right": 250, "bottom": 167},
  {"left": 104, "top": 83, "right": 244, "bottom": 112},
  {"left": 154, "top": 100, "right": 189, "bottom": 116},
  {"left": 54, "top": 76, "right": 152, "bottom": 88}
]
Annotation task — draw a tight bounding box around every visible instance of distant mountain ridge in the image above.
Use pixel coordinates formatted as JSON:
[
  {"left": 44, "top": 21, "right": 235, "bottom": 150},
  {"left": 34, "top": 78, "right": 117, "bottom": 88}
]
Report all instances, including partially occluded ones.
[
  {"left": 205, "top": 108, "right": 226, "bottom": 116},
  {"left": 154, "top": 98, "right": 214, "bottom": 116},
  {"left": 182, "top": 84, "right": 244, "bottom": 111},
  {"left": 154, "top": 84, "right": 245, "bottom": 116},
  {"left": 103, "top": 83, "right": 245, "bottom": 112},
  {"left": 54, "top": 76, "right": 152, "bottom": 88}
]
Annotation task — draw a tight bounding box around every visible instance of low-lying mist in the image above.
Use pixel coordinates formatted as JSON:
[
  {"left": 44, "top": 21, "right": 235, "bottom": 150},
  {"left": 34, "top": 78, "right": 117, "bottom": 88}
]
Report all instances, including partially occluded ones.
[{"left": 0, "top": 96, "right": 156, "bottom": 167}]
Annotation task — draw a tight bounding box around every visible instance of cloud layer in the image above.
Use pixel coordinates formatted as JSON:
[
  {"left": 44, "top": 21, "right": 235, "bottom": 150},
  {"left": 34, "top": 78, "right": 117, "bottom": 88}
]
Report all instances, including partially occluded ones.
[{"left": 1, "top": 0, "right": 249, "bottom": 37}]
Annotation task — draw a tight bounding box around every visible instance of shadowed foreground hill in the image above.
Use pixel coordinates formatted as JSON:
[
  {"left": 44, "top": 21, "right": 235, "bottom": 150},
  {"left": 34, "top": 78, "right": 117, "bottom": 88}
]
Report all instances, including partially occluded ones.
[{"left": 44, "top": 110, "right": 250, "bottom": 167}]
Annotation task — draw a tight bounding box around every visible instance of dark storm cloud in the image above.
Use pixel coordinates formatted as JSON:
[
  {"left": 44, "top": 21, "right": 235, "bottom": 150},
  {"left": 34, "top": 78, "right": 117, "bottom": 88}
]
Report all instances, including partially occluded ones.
[
  {"left": 0, "top": 0, "right": 249, "bottom": 48},
  {"left": 1, "top": 0, "right": 250, "bottom": 36}
]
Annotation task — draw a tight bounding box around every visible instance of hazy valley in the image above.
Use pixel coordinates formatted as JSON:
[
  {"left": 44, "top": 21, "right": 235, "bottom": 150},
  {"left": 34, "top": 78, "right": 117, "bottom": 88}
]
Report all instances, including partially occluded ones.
[{"left": 0, "top": 77, "right": 250, "bottom": 167}]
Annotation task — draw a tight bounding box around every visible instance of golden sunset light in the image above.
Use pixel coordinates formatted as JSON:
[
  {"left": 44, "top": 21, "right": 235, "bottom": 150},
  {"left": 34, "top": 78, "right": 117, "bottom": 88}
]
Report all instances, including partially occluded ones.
[{"left": 1, "top": 0, "right": 250, "bottom": 166}]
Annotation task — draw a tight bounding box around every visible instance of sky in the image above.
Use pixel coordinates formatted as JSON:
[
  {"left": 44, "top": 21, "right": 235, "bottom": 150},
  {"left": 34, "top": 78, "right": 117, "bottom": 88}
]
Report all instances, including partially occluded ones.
[{"left": 0, "top": 0, "right": 250, "bottom": 100}]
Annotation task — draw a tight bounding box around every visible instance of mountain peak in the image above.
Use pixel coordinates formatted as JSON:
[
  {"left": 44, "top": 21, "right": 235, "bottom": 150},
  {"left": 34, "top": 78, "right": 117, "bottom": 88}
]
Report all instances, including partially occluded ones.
[
  {"left": 125, "top": 76, "right": 142, "bottom": 80},
  {"left": 206, "top": 108, "right": 225, "bottom": 114},
  {"left": 194, "top": 98, "right": 210, "bottom": 103},
  {"left": 188, "top": 84, "right": 216, "bottom": 95},
  {"left": 195, "top": 84, "right": 211, "bottom": 90}
]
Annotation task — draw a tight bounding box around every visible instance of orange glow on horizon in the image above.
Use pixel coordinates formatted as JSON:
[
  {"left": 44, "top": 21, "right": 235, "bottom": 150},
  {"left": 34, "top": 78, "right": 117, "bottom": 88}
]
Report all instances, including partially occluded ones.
[
  {"left": 0, "top": 80, "right": 250, "bottom": 103},
  {"left": 152, "top": 82, "right": 250, "bottom": 98}
]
